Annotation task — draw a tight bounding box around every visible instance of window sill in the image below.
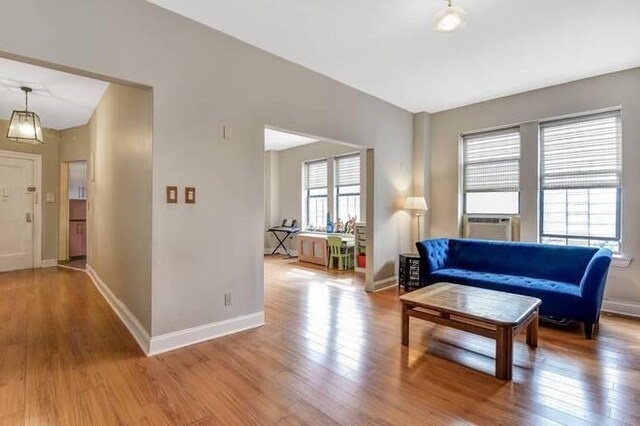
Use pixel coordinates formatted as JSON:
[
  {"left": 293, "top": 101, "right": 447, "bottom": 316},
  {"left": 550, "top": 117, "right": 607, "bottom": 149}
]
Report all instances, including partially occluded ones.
[{"left": 612, "top": 255, "right": 632, "bottom": 268}]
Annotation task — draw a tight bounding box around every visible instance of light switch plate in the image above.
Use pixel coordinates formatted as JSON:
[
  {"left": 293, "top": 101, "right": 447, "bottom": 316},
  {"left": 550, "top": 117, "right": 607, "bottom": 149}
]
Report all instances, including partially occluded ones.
[
  {"left": 185, "top": 187, "right": 196, "bottom": 204},
  {"left": 166, "top": 186, "right": 178, "bottom": 204},
  {"left": 45, "top": 193, "right": 55, "bottom": 203}
]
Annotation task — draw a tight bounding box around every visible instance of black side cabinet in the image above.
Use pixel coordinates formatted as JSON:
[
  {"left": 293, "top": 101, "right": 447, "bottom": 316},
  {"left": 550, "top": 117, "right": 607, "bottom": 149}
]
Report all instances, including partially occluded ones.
[{"left": 399, "top": 253, "right": 422, "bottom": 292}]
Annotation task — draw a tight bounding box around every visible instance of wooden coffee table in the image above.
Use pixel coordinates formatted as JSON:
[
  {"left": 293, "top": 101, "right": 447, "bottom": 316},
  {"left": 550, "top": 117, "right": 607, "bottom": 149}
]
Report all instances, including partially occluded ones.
[{"left": 400, "top": 283, "right": 541, "bottom": 380}]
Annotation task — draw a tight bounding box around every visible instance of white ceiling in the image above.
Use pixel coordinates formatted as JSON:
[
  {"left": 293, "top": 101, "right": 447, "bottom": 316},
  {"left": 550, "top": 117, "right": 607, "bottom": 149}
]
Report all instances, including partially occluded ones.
[
  {"left": 0, "top": 58, "right": 108, "bottom": 130},
  {"left": 264, "top": 128, "right": 318, "bottom": 151},
  {"left": 148, "top": 0, "right": 640, "bottom": 113}
]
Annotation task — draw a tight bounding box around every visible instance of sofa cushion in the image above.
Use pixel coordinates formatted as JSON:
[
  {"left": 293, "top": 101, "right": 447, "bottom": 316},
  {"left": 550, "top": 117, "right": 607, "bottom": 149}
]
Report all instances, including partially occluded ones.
[
  {"left": 447, "top": 239, "right": 597, "bottom": 285},
  {"left": 431, "top": 268, "right": 583, "bottom": 318}
]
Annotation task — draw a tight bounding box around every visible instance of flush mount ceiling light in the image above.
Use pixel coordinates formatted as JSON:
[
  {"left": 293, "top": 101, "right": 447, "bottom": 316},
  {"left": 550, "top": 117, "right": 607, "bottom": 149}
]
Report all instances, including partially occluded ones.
[
  {"left": 7, "top": 86, "right": 44, "bottom": 145},
  {"left": 433, "top": 0, "right": 467, "bottom": 32}
]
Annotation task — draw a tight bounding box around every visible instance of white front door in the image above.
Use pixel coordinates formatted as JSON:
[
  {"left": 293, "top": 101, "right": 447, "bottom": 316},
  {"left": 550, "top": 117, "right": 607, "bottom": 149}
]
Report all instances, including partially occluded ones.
[{"left": 0, "top": 155, "right": 35, "bottom": 272}]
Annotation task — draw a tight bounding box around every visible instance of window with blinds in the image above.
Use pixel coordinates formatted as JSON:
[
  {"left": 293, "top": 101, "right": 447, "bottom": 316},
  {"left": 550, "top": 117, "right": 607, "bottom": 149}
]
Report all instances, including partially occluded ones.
[
  {"left": 306, "top": 160, "right": 327, "bottom": 190},
  {"left": 335, "top": 154, "right": 361, "bottom": 221},
  {"left": 540, "top": 111, "right": 622, "bottom": 251},
  {"left": 305, "top": 160, "right": 328, "bottom": 229},
  {"left": 462, "top": 128, "right": 521, "bottom": 214}
]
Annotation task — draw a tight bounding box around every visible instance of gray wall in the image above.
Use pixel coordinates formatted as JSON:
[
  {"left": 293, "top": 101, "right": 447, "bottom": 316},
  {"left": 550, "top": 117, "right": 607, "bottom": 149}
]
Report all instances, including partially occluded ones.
[
  {"left": 1, "top": 0, "right": 414, "bottom": 336},
  {"left": 429, "top": 67, "right": 640, "bottom": 307},
  {"left": 88, "top": 83, "right": 153, "bottom": 332}
]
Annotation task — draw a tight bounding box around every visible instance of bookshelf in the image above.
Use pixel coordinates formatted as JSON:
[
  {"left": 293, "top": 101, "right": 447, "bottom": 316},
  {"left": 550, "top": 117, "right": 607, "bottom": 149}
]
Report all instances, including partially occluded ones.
[{"left": 354, "top": 222, "right": 367, "bottom": 272}]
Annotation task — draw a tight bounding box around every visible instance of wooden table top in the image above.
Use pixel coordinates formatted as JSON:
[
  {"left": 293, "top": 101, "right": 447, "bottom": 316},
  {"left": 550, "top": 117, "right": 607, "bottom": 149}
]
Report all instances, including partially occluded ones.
[{"left": 400, "top": 283, "right": 541, "bottom": 326}]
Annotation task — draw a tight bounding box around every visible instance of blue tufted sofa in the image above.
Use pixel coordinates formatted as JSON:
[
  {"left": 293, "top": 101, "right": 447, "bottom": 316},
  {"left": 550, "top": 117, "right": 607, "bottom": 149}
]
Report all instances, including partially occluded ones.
[{"left": 416, "top": 238, "right": 612, "bottom": 339}]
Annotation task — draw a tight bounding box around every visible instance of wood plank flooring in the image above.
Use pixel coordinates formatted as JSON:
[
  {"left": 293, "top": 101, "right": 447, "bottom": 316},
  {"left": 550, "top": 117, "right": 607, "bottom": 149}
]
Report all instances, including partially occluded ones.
[{"left": 1, "top": 256, "right": 639, "bottom": 425}]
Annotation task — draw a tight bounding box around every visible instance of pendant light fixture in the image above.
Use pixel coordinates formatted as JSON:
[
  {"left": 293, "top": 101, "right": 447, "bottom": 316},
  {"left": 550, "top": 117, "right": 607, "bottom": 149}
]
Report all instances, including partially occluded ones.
[
  {"left": 433, "top": 0, "right": 466, "bottom": 32},
  {"left": 7, "top": 86, "right": 44, "bottom": 145}
]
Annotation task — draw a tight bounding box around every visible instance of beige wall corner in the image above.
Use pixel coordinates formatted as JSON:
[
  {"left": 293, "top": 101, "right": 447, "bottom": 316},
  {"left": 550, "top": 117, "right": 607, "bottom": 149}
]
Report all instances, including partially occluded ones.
[
  {"left": 88, "top": 82, "right": 153, "bottom": 334},
  {"left": 412, "top": 112, "right": 432, "bottom": 246},
  {"left": 60, "top": 124, "right": 91, "bottom": 163}
]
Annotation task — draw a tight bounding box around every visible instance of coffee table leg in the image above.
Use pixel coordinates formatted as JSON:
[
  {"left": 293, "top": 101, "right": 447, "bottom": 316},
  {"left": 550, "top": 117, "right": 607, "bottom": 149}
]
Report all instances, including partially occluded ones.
[
  {"left": 526, "top": 310, "right": 539, "bottom": 349},
  {"left": 496, "top": 326, "right": 513, "bottom": 380},
  {"left": 401, "top": 304, "right": 409, "bottom": 346}
]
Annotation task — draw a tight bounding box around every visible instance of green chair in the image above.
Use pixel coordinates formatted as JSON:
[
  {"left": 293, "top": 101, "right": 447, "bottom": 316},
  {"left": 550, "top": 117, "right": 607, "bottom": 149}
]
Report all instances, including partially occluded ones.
[{"left": 327, "top": 236, "right": 353, "bottom": 270}]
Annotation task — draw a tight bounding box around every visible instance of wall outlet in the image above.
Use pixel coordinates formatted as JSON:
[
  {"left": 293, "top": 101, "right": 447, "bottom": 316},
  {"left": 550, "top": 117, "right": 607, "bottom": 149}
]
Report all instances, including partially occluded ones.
[{"left": 224, "top": 292, "right": 232, "bottom": 306}]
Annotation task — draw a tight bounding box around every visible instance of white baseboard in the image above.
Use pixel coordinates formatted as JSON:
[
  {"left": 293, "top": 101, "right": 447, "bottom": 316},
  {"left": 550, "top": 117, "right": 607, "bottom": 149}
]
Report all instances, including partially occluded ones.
[
  {"left": 264, "top": 248, "right": 298, "bottom": 256},
  {"left": 40, "top": 259, "right": 58, "bottom": 268},
  {"left": 373, "top": 276, "right": 398, "bottom": 292},
  {"left": 68, "top": 265, "right": 266, "bottom": 357},
  {"left": 148, "top": 311, "right": 265, "bottom": 356},
  {"left": 85, "top": 264, "right": 151, "bottom": 355},
  {"left": 602, "top": 299, "right": 640, "bottom": 318}
]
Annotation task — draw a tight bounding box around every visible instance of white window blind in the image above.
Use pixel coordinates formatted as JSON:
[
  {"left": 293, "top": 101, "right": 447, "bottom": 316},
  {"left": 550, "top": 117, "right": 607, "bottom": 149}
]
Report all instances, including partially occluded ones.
[
  {"left": 541, "top": 111, "right": 622, "bottom": 190},
  {"left": 336, "top": 154, "right": 360, "bottom": 186},
  {"left": 463, "top": 128, "right": 520, "bottom": 193},
  {"left": 306, "top": 160, "right": 327, "bottom": 189}
]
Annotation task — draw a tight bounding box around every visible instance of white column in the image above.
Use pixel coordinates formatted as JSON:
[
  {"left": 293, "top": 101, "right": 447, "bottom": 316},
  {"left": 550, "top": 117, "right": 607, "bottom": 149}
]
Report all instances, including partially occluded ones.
[{"left": 519, "top": 122, "right": 539, "bottom": 242}]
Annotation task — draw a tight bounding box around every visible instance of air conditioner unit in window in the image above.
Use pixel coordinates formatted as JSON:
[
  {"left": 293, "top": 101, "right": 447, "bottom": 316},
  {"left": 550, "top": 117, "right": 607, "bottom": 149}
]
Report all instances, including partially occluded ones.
[{"left": 463, "top": 215, "right": 513, "bottom": 241}]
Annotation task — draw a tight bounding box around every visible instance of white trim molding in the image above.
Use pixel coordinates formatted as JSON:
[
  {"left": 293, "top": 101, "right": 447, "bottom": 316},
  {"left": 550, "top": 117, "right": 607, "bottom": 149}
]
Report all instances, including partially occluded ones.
[
  {"left": 602, "top": 299, "right": 640, "bottom": 318},
  {"left": 85, "top": 264, "right": 265, "bottom": 356},
  {"left": 148, "top": 311, "right": 265, "bottom": 356},
  {"left": 40, "top": 259, "right": 58, "bottom": 268},
  {"left": 264, "top": 248, "right": 298, "bottom": 256},
  {"left": 85, "top": 264, "right": 151, "bottom": 354},
  {"left": 611, "top": 256, "right": 632, "bottom": 268},
  {"left": 373, "top": 276, "right": 398, "bottom": 292}
]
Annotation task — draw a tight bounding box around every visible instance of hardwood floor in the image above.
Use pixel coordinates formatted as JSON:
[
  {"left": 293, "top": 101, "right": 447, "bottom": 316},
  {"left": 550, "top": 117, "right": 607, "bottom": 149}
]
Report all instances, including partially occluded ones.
[{"left": 1, "top": 257, "right": 639, "bottom": 425}]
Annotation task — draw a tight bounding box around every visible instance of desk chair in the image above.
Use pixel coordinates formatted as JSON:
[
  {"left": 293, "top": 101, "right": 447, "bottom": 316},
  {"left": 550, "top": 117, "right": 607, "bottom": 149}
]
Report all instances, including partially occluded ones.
[{"left": 327, "top": 236, "right": 353, "bottom": 270}]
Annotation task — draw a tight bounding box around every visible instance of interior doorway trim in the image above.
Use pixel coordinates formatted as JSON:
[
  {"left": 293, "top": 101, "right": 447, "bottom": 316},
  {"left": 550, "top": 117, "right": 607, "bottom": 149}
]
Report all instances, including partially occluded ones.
[
  {"left": 58, "top": 162, "right": 69, "bottom": 262},
  {"left": 0, "top": 149, "right": 43, "bottom": 268}
]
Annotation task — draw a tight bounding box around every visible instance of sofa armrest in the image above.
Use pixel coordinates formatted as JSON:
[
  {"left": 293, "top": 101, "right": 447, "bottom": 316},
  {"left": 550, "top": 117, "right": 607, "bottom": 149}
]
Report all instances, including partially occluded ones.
[
  {"left": 579, "top": 248, "right": 613, "bottom": 322},
  {"left": 415, "top": 239, "right": 450, "bottom": 286}
]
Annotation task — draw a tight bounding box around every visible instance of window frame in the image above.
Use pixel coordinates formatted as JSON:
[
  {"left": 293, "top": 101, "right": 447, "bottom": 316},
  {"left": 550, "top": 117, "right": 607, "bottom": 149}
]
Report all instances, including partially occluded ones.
[
  {"left": 538, "top": 110, "right": 623, "bottom": 251},
  {"left": 335, "top": 184, "right": 361, "bottom": 221},
  {"left": 539, "top": 186, "right": 622, "bottom": 250},
  {"left": 304, "top": 159, "right": 328, "bottom": 229},
  {"left": 461, "top": 127, "right": 521, "bottom": 215},
  {"left": 334, "top": 154, "right": 361, "bottom": 221}
]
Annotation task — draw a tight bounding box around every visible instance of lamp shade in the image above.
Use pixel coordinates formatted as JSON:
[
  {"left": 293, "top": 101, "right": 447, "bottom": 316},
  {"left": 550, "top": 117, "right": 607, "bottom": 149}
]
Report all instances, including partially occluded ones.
[
  {"left": 404, "top": 196, "right": 428, "bottom": 211},
  {"left": 7, "top": 86, "right": 44, "bottom": 145},
  {"left": 7, "top": 110, "right": 44, "bottom": 144},
  {"left": 433, "top": 1, "right": 466, "bottom": 32}
]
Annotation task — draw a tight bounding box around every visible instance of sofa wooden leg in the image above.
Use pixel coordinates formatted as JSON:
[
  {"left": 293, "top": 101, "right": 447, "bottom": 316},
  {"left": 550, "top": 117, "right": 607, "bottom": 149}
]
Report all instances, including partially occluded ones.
[{"left": 584, "top": 322, "right": 594, "bottom": 339}]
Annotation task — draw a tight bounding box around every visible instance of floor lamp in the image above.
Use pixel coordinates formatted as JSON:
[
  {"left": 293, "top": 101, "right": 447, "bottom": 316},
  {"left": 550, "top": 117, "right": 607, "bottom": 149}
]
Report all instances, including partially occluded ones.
[{"left": 404, "top": 196, "right": 429, "bottom": 244}]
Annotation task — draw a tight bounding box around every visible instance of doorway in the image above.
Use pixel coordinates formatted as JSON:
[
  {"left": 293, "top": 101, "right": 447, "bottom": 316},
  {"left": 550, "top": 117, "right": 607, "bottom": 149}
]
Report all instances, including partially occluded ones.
[
  {"left": 0, "top": 150, "right": 42, "bottom": 272},
  {"left": 58, "top": 160, "right": 87, "bottom": 268},
  {"left": 263, "top": 126, "right": 374, "bottom": 289}
]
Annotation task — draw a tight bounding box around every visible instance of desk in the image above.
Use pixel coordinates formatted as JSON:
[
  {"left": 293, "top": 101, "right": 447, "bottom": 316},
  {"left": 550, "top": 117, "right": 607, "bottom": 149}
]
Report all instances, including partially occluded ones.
[{"left": 297, "top": 233, "right": 354, "bottom": 266}]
